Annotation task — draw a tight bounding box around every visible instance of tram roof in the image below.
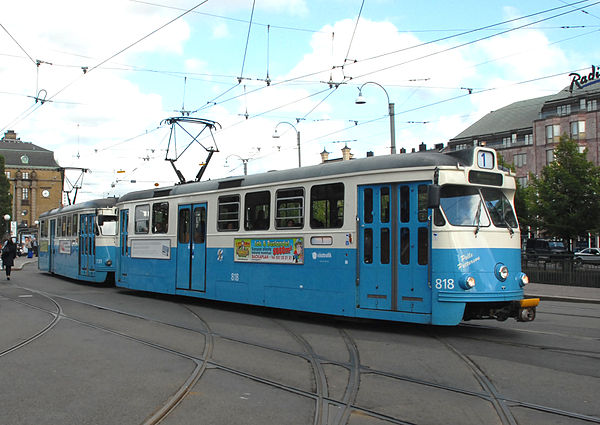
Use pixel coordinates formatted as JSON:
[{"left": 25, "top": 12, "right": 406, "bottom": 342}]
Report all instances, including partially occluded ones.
[
  {"left": 39, "top": 197, "right": 118, "bottom": 218},
  {"left": 119, "top": 149, "right": 476, "bottom": 203}
]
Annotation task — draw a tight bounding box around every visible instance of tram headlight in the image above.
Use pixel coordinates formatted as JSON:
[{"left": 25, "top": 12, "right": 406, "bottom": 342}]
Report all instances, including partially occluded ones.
[
  {"left": 495, "top": 263, "right": 509, "bottom": 281},
  {"left": 106, "top": 259, "right": 112, "bottom": 266},
  {"left": 459, "top": 274, "right": 476, "bottom": 290},
  {"left": 518, "top": 272, "right": 529, "bottom": 287}
]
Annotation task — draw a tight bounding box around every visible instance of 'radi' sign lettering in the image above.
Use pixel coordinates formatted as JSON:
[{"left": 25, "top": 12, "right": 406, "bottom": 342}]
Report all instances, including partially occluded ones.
[{"left": 570, "top": 65, "right": 600, "bottom": 91}]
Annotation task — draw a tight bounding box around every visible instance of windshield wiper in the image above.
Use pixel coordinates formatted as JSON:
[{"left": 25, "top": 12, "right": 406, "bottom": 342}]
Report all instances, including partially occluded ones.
[
  {"left": 474, "top": 197, "right": 483, "bottom": 236},
  {"left": 501, "top": 213, "right": 515, "bottom": 236}
]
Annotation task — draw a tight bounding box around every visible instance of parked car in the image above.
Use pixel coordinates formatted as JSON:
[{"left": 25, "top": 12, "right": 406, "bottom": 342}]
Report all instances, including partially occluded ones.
[
  {"left": 525, "top": 238, "right": 572, "bottom": 260},
  {"left": 574, "top": 247, "right": 600, "bottom": 265}
]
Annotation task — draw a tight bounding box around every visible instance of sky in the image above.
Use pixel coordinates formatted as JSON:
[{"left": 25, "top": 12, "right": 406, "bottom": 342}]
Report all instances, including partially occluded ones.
[{"left": 1, "top": 0, "right": 600, "bottom": 202}]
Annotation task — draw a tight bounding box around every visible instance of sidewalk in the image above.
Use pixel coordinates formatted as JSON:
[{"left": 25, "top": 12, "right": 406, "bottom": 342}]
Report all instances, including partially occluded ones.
[
  {"left": 525, "top": 282, "right": 600, "bottom": 304},
  {"left": 9, "top": 256, "right": 600, "bottom": 304}
]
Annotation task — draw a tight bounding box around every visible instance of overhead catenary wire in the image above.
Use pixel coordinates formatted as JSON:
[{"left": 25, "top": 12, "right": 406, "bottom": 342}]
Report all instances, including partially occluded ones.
[
  {"left": 238, "top": 0, "right": 257, "bottom": 83},
  {"left": 0, "top": 0, "right": 210, "bottom": 132},
  {"left": 347, "top": 0, "right": 600, "bottom": 81},
  {"left": 188, "top": 0, "right": 597, "bottom": 117},
  {"left": 0, "top": 22, "right": 36, "bottom": 66}
]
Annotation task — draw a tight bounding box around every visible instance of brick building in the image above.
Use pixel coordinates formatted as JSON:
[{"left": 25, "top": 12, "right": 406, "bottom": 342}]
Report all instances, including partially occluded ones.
[
  {"left": 1, "top": 130, "right": 63, "bottom": 229},
  {"left": 449, "top": 78, "right": 599, "bottom": 188}
]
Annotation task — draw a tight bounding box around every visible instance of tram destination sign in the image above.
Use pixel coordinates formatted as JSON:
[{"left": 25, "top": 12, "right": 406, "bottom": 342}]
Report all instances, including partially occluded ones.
[{"left": 235, "top": 238, "right": 304, "bottom": 264}]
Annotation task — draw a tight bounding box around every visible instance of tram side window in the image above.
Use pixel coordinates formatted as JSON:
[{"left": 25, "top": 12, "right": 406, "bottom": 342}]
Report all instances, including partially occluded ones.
[
  {"left": 193, "top": 206, "right": 206, "bottom": 243},
  {"left": 135, "top": 205, "right": 150, "bottom": 234},
  {"left": 217, "top": 195, "right": 240, "bottom": 231},
  {"left": 364, "top": 189, "right": 373, "bottom": 224},
  {"left": 245, "top": 191, "right": 270, "bottom": 231},
  {"left": 178, "top": 208, "right": 190, "bottom": 244},
  {"left": 98, "top": 215, "right": 118, "bottom": 236},
  {"left": 276, "top": 188, "right": 304, "bottom": 229},
  {"left": 310, "top": 183, "right": 344, "bottom": 229},
  {"left": 66, "top": 214, "right": 72, "bottom": 236},
  {"left": 40, "top": 220, "right": 48, "bottom": 238},
  {"left": 381, "top": 187, "right": 390, "bottom": 223},
  {"left": 72, "top": 214, "right": 78, "bottom": 236},
  {"left": 152, "top": 202, "right": 169, "bottom": 233},
  {"left": 400, "top": 228, "right": 410, "bottom": 265},
  {"left": 418, "top": 227, "right": 428, "bottom": 265},
  {"left": 418, "top": 185, "right": 428, "bottom": 222},
  {"left": 62, "top": 216, "right": 67, "bottom": 236},
  {"left": 400, "top": 186, "right": 410, "bottom": 223}
]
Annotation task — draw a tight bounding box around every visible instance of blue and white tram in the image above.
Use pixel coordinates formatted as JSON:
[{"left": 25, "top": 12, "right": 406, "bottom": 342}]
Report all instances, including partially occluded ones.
[
  {"left": 115, "top": 147, "right": 537, "bottom": 326},
  {"left": 38, "top": 198, "right": 119, "bottom": 283}
]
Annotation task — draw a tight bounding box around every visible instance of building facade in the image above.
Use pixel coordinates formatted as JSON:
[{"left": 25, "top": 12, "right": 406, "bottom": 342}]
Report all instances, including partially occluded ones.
[
  {"left": 1, "top": 130, "right": 63, "bottom": 229},
  {"left": 449, "top": 73, "right": 600, "bottom": 189}
]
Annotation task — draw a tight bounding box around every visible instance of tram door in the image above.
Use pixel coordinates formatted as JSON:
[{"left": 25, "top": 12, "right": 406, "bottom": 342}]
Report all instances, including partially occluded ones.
[
  {"left": 49, "top": 219, "right": 56, "bottom": 272},
  {"left": 358, "top": 183, "right": 431, "bottom": 313},
  {"left": 119, "top": 209, "right": 129, "bottom": 283},
  {"left": 79, "top": 214, "right": 96, "bottom": 278},
  {"left": 176, "top": 204, "right": 207, "bottom": 291}
]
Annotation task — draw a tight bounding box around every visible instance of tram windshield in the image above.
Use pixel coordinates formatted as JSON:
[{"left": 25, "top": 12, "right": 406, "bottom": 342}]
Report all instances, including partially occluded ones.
[
  {"left": 97, "top": 215, "right": 118, "bottom": 236},
  {"left": 439, "top": 185, "right": 517, "bottom": 229}
]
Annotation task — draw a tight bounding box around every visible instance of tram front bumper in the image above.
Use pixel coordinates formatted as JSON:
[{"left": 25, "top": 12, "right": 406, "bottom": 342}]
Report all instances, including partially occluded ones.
[{"left": 461, "top": 298, "right": 540, "bottom": 322}]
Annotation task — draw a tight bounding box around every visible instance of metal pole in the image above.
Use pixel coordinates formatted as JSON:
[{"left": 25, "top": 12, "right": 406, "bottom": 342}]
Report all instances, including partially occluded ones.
[
  {"left": 297, "top": 131, "right": 301, "bottom": 167},
  {"left": 388, "top": 102, "right": 396, "bottom": 154}
]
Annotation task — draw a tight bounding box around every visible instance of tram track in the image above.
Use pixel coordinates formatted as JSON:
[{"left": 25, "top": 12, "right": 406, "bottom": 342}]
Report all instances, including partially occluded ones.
[
  {"left": 0, "top": 292, "right": 62, "bottom": 358},
  {"left": 434, "top": 334, "right": 518, "bottom": 425},
  {"left": 3, "top": 284, "right": 599, "bottom": 424},
  {"left": 142, "top": 305, "right": 215, "bottom": 425}
]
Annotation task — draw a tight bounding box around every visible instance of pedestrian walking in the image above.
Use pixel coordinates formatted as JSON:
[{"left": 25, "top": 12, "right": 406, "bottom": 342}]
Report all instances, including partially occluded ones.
[{"left": 1, "top": 237, "right": 17, "bottom": 280}]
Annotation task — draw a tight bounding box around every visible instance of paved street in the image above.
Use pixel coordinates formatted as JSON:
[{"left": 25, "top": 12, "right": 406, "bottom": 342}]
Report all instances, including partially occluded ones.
[{"left": 1, "top": 261, "right": 599, "bottom": 425}]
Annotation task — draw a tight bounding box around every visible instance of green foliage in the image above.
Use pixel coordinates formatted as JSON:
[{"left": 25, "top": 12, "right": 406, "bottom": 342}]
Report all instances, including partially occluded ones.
[
  {"left": 0, "top": 156, "right": 11, "bottom": 236},
  {"left": 527, "top": 136, "right": 600, "bottom": 240}
]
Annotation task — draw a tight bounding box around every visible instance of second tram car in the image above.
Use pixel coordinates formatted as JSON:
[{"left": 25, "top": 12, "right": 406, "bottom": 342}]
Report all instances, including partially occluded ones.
[
  {"left": 38, "top": 198, "right": 119, "bottom": 283},
  {"left": 113, "top": 147, "right": 537, "bottom": 325}
]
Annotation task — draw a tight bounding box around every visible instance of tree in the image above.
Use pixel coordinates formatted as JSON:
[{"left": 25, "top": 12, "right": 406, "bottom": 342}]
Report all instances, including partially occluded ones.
[
  {"left": 528, "top": 136, "right": 600, "bottom": 240},
  {"left": 0, "top": 156, "right": 11, "bottom": 237}
]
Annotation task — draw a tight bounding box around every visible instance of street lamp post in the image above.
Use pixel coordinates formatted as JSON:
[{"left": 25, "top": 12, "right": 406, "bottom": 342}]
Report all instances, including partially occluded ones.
[
  {"left": 3, "top": 214, "right": 11, "bottom": 237},
  {"left": 355, "top": 82, "right": 396, "bottom": 154},
  {"left": 225, "top": 154, "right": 250, "bottom": 175},
  {"left": 272, "top": 122, "right": 301, "bottom": 167}
]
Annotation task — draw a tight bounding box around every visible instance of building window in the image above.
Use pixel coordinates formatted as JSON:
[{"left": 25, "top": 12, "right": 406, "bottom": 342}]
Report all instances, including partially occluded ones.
[
  {"left": 556, "top": 104, "right": 571, "bottom": 116},
  {"left": 580, "top": 99, "right": 586, "bottom": 110},
  {"left": 546, "top": 149, "right": 555, "bottom": 165},
  {"left": 524, "top": 134, "right": 533, "bottom": 145},
  {"left": 517, "top": 176, "right": 528, "bottom": 187},
  {"left": 570, "top": 120, "right": 586, "bottom": 140},
  {"left": 545, "top": 124, "right": 560, "bottom": 144},
  {"left": 514, "top": 153, "right": 527, "bottom": 168},
  {"left": 5, "top": 171, "right": 9, "bottom": 179},
  {"left": 502, "top": 136, "right": 511, "bottom": 147},
  {"left": 22, "top": 172, "right": 29, "bottom": 180},
  {"left": 588, "top": 99, "right": 597, "bottom": 111},
  {"left": 22, "top": 188, "right": 29, "bottom": 200}
]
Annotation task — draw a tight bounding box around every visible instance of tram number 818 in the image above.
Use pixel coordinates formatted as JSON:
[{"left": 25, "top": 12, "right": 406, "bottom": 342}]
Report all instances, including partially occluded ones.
[{"left": 435, "top": 278, "right": 455, "bottom": 290}]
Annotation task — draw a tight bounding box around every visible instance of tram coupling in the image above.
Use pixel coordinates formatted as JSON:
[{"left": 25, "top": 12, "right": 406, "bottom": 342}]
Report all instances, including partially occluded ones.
[{"left": 463, "top": 298, "right": 539, "bottom": 322}]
